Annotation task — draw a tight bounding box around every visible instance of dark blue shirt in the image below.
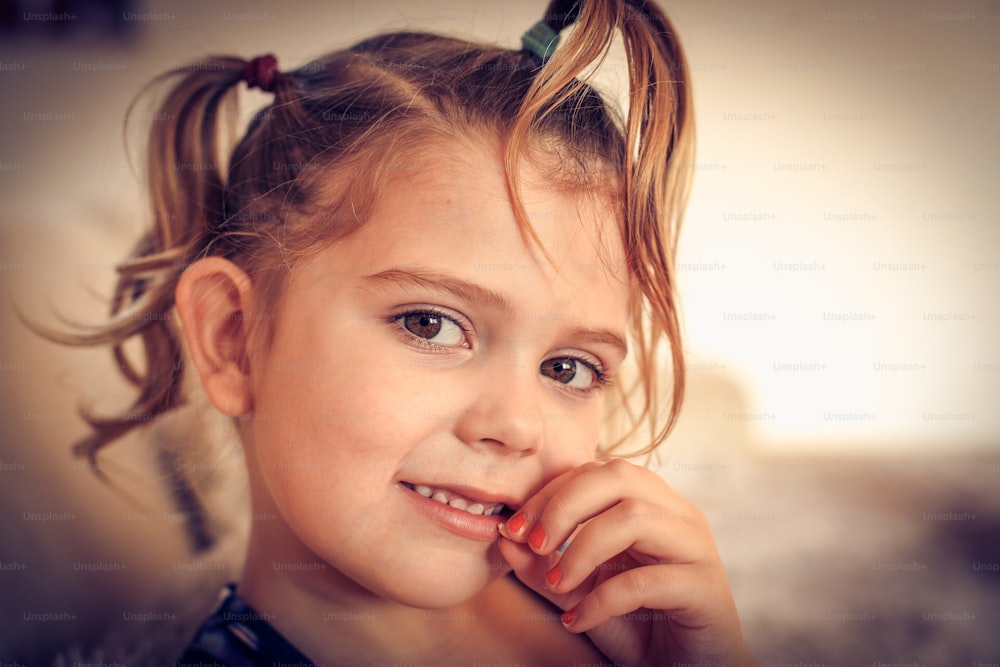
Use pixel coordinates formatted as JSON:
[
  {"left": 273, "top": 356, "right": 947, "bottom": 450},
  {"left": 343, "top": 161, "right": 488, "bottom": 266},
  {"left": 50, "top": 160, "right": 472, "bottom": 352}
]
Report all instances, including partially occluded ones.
[{"left": 176, "top": 584, "right": 318, "bottom": 666}]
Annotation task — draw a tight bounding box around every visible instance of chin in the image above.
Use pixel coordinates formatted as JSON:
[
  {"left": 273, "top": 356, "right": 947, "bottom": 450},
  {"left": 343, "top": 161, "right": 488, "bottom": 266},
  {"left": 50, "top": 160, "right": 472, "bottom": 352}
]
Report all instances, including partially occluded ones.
[{"left": 371, "top": 543, "right": 509, "bottom": 609}]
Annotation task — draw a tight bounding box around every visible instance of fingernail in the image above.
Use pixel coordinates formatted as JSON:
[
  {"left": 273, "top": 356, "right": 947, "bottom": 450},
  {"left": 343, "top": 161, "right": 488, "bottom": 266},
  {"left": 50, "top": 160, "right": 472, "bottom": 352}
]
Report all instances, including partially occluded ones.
[
  {"left": 528, "top": 524, "right": 546, "bottom": 550},
  {"left": 561, "top": 608, "right": 577, "bottom": 628},
  {"left": 507, "top": 513, "right": 526, "bottom": 535},
  {"left": 545, "top": 564, "right": 561, "bottom": 588}
]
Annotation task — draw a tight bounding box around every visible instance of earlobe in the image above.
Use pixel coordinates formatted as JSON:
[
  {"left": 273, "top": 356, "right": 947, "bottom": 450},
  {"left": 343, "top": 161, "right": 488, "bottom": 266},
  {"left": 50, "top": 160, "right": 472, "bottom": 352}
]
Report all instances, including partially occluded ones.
[{"left": 174, "top": 257, "right": 256, "bottom": 417}]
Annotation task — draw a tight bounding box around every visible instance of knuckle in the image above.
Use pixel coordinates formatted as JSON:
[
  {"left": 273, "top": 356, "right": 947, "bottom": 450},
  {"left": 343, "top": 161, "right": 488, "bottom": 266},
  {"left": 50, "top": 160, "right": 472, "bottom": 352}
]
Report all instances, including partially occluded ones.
[
  {"left": 602, "top": 457, "right": 633, "bottom": 480},
  {"left": 591, "top": 580, "right": 620, "bottom": 610},
  {"left": 686, "top": 503, "right": 710, "bottom": 529},
  {"left": 620, "top": 567, "right": 649, "bottom": 598},
  {"left": 592, "top": 568, "right": 646, "bottom": 608},
  {"left": 618, "top": 497, "right": 648, "bottom": 523},
  {"left": 543, "top": 494, "right": 573, "bottom": 527}
]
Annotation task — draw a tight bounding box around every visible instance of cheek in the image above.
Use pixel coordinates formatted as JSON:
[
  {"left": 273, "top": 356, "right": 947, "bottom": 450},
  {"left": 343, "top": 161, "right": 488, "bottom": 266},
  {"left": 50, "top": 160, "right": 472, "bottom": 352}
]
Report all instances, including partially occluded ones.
[
  {"left": 575, "top": 409, "right": 605, "bottom": 460},
  {"left": 529, "top": 394, "right": 606, "bottom": 471},
  {"left": 244, "top": 370, "right": 422, "bottom": 541},
  {"left": 247, "top": 323, "right": 452, "bottom": 477}
]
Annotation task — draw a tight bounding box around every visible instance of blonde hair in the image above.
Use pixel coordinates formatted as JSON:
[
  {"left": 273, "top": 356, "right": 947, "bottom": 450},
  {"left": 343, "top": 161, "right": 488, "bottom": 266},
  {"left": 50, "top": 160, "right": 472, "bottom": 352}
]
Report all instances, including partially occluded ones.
[{"left": 39, "top": 0, "right": 693, "bottom": 514}]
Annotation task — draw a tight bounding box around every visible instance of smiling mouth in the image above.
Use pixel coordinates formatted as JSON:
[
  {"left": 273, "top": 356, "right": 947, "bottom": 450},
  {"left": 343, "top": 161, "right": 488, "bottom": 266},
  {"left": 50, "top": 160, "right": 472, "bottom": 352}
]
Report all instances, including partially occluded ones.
[{"left": 400, "top": 481, "right": 512, "bottom": 517}]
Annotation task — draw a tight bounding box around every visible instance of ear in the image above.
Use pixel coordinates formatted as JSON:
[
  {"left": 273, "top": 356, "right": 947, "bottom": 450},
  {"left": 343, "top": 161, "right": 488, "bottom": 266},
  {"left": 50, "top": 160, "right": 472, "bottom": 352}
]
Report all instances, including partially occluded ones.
[{"left": 174, "top": 257, "right": 256, "bottom": 417}]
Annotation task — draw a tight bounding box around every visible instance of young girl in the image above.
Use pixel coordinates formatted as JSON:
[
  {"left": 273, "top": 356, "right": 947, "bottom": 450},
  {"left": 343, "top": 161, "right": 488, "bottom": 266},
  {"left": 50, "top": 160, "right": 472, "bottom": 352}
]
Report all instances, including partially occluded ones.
[{"left": 47, "top": 0, "right": 754, "bottom": 664}]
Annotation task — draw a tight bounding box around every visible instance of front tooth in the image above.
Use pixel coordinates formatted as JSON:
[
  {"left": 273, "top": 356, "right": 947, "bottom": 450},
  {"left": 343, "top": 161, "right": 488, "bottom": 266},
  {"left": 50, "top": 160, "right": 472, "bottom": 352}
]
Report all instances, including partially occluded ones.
[
  {"left": 449, "top": 497, "right": 468, "bottom": 511},
  {"left": 415, "top": 484, "right": 433, "bottom": 498},
  {"left": 466, "top": 503, "right": 485, "bottom": 515},
  {"left": 431, "top": 491, "right": 449, "bottom": 504}
]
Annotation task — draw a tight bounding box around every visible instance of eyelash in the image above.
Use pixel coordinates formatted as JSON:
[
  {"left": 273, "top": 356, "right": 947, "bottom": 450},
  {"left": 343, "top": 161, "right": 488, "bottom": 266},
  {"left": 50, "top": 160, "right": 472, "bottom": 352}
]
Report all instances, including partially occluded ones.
[{"left": 389, "top": 308, "right": 612, "bottom": 394}]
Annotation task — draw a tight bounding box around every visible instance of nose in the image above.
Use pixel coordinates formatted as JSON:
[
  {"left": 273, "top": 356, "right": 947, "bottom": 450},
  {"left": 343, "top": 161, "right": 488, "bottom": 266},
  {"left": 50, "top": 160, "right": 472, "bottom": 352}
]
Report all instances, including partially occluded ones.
[{"left": 452, "top": 357, "right": 545, "bottom": 456}]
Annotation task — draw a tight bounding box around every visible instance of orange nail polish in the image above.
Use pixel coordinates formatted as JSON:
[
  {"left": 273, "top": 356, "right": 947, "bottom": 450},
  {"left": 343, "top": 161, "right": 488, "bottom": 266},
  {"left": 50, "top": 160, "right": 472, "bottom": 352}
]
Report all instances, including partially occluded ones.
[
  {"left": 545, "top": 564, "right": 561, "bottom": 588},
  {"left": 507, "top": 513, "right": 526, "bottom": 535},
  {"left": 561, "top": 609, "right": 577, "bottom": 627},
  {"left": 528, "top": 524, "right": 546, "bottom": 550}
]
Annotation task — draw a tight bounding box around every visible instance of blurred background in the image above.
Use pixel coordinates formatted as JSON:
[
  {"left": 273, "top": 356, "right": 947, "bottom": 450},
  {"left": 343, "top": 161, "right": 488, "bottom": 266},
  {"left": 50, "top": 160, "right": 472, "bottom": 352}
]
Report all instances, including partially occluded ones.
[{"left": 1, "top": 0, "right": 998, "bottom": 664}]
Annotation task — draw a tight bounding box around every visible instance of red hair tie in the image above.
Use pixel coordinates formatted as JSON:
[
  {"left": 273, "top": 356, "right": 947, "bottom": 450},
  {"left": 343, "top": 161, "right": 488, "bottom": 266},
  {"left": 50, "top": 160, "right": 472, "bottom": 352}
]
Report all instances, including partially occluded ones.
[{"left": 242, "top": 54, "right": 278, "bottom": 93}]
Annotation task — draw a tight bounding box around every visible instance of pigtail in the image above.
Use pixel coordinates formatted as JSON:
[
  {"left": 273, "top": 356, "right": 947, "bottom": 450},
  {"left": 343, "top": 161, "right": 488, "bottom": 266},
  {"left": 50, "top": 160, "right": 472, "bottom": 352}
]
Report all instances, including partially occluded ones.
[
  {"left": 617, "top": 0, "right": 694, "bottom": 457},
  {"left": 510, "top": 0, "right": 695, "bottom": 457},
  {"left": 77, "top": 58, "right": 248, "bottom": 462},
  {"left": 27, "top": 57, "right": 254, "bottom": 550}
]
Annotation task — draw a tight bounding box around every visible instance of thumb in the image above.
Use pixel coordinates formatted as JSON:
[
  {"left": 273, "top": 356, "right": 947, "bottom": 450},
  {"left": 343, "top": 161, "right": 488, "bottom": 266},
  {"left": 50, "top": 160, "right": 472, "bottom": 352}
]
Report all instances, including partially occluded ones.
[{"left": 498, "top": 535, "right": 581, "bottom": 613}]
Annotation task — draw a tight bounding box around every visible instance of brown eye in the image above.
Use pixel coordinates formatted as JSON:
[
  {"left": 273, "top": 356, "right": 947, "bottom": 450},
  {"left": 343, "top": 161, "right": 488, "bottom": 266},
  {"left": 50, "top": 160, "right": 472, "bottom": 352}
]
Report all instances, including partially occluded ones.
[
  {"left": 397, "top": 311, "right": 466, "bottom": 347},
  {"left": 540, "top": 358, "right": 577, "bottom": 383},
  {"left": 540, "top": 357, "right": 598, "bottom": 390},
  {"left": 403, "top": 312, "right": 442, "bottom": 339}
]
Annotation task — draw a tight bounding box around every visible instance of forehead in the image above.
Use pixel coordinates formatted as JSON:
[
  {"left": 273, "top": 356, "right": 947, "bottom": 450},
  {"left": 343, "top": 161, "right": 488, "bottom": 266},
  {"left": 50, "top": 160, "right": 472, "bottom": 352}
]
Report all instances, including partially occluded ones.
[
  {"left": 310, "top": 133, "right": 631, "bottom": 335},
  {"left": 391, "top": 134, "right": 628, "bottom": 283}
]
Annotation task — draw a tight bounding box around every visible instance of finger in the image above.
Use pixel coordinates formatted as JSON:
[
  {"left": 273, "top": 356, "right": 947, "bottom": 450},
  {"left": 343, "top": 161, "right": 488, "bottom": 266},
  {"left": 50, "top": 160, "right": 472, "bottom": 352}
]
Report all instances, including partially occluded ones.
[
  {"left": 499, "top": 462, "right": 600, "bottom": 543},
  {"left": 522, "top": 459, "right": 701, "bottom": 556},
  {"left": 497, "top": 535, "right": 550, "bottom": 579},
  {"left": 545, "top": 499, "right": 714, "bottom": 595},
  {"left": 561, "top": 562, "right": 734, "bottom": 635},
  {"left": 497, "top": 536, "right": 590, "bottom": 612}
]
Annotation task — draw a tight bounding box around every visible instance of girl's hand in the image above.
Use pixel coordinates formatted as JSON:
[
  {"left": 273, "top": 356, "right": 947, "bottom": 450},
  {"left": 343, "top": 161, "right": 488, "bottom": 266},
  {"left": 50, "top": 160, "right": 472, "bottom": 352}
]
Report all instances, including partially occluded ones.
[{"left": 497, "top": 459, "right": 755, "bottom": 667}]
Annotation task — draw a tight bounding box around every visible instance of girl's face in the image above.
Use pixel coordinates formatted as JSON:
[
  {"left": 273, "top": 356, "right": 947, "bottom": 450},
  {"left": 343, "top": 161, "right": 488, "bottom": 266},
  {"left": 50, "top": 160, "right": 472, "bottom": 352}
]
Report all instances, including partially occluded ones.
[{"left": 243, "top": 136, "right": 630, "bottom": 608}]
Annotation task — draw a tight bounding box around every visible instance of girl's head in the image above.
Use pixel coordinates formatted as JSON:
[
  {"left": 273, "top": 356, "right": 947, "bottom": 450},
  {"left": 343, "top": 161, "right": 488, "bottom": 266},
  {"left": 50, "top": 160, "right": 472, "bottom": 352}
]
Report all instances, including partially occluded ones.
[{"left": 58, "top": 0, "right": 693, "bottom": 605}]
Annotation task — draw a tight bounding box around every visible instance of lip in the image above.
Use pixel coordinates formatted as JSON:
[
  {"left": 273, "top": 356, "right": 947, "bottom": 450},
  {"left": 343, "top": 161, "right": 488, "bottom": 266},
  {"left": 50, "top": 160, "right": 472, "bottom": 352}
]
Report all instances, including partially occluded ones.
[{"left": 397, "top": 482, "right": 510, "bottom": 542}]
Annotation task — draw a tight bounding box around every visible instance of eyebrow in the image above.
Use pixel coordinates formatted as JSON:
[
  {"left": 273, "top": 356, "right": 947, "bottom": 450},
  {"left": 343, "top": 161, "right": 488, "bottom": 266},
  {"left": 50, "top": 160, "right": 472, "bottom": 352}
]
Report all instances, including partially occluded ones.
[
  {"left": 565, "top": 326, "right": 629, "bottom": 359},
  {"left": 360, "top": 267, "right": 628, "bottom": 358},
  {"left": 362, "top": 267, "right": 513, "bottom": 316}
]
